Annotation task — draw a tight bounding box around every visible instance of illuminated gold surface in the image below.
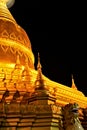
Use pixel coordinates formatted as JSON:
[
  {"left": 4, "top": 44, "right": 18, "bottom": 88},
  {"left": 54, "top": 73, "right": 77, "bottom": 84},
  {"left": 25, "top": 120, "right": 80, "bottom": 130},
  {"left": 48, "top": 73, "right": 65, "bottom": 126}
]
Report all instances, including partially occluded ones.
[
  {"left": 0, "top": 0, "right": 87, "bottom": 109},
  {"left": 0, "top": 0, "right": 35, "bottom": 69},
  {"left": 35, "top": 53, "right": 46, "bottom": 90}
]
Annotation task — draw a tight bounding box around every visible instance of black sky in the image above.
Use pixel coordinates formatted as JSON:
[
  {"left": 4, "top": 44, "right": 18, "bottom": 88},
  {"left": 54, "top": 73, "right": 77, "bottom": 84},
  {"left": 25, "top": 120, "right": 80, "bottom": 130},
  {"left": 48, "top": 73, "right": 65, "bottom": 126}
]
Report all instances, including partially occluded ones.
[{"left": 9, "top": 1, "right": 87, "bottom": 96}]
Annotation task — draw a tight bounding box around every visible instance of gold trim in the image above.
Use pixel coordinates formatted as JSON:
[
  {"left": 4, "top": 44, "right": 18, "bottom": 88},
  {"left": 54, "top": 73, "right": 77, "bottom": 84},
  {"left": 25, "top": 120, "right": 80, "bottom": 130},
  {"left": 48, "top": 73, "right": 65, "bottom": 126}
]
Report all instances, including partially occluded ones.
[{"left": 0, "top": 38, "right": 35, "bottom": 64}]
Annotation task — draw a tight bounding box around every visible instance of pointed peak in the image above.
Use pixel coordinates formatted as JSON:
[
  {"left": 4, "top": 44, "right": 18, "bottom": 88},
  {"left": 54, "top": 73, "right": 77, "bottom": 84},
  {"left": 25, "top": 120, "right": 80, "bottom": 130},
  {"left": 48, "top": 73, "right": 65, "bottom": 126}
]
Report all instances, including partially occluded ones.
[
  {"left": 22, "top": 57, "right": 29, "bottom": 74},
  {"left": 10, "top": 55, "right": 22, "bottom": 82},
  {"left": 35, "top": 53, "right": 46, "bottom": 90},
  {"left": 16, "top": 54, "right": 20, "bottom": 65},
  {"left": 38, "top": 52, "right": 40, "bottom": 62},
  {"left": 37, "top": 52, "right": 42, "bottom": 80},
  {"left": 25, "top": 57, "right": 29, "bottom": 68},
  {"left": 37, "top": 52, "right": 42, "bottom": 70},
  {"left": 71, "top": 74, "right": 75, "bottom": 85},
  {"left": 14, "top": 54, "right": 22, "bottom": 70},
  {"left": 71, "top": 74, "right": 77, "bottom": 90},
  {"left": 72, "top": 74, "right": 73, "bottom": 79}
]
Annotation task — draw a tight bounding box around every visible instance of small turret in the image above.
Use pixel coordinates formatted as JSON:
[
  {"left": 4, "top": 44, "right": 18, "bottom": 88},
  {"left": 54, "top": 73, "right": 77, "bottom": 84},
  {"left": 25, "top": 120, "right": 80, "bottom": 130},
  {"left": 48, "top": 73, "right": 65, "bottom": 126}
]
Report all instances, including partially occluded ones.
[
  {"left": 22, "top": 57, "right": 30, "bottom": 82},
  {"left": 10, "top": 54, "right": 22, "bottom": 83},
  {"left": 35, "top": 53, "right": 46, "bottom": 90},
  {"left": 71, "top": 74, "right": 77, "bottom": 90}
]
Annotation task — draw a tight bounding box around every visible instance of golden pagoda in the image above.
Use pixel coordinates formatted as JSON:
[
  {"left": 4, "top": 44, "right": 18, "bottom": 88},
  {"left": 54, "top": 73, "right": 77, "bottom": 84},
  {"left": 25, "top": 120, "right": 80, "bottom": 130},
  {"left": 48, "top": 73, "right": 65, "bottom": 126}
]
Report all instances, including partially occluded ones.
[{"left": 0, "top": 0, "right": 87, "bottom": 129}]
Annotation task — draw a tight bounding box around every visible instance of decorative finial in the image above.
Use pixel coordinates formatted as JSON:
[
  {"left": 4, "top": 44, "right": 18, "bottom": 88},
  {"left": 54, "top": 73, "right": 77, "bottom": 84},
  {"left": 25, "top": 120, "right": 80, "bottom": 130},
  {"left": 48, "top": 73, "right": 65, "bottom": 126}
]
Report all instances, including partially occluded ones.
[
  {"left": 10, "top": 55, "right": 22, "bottom": 82},
  {"left": 37, "top": 52, "right": 42, "bottom": 70},
  {"left": 22, "top": 57, "right": 30, "bottom": 81},
  {"left": 38, "top": 52, "right": 40, "bottom": 62},
  {"left": 24, "top": 57, "right": 30, "bottom": 72},
  {"left": 37, "top": 52, "right": 42, "bottom": 80},
  {"left": 35, "top": 53, "right": 46, "bottom": 90},
  {"left": 72, "top": 74, "right": 74, "bottom": 82},
  {"left": 72, "top": 74, "right": 75, "bottom": 85},
  {"left": 71, "top": 74, "right": 77, "bottom": 90},
  {"left": 14, "top": 54, "right": 21, "bottom": 70}
]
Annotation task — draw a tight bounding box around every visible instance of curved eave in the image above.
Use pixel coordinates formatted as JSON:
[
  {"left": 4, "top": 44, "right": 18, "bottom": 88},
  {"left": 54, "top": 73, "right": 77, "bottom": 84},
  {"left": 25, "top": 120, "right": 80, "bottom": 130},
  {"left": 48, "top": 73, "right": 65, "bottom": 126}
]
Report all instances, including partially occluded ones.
[{"left": 29, "top": 69, "right": 87, "bottom": 108}]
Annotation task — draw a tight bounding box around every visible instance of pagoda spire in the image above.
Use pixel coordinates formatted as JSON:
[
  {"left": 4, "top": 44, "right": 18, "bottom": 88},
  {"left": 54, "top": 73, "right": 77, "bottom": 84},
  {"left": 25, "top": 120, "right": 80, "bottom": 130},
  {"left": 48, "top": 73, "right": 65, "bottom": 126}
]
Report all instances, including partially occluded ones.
[
  {"left": 14, "top": 54, "right": 21, "bottom": 69},
  {"left": 35, "top": 53, "right": 46, "bottom": 90},
  {"left": 37, "top": 52, "right": 42, "bottom": 77},
  {"left": 10, "top": 54, "right": 22, "bottom": 82},
  {"left": 71, "top": 74, "right": 77, "bottom": 90},
  {"left": 16, "top": 54, "right": 20, "bottom": 65},
  {"left": 22, "top": 57, "right": 30, "bottom": 82},
  {"left": 25, "top": 57, "right": 29, "bottom": 70},
  {"left": 0, "top": 0, "right": 16, "bottom": 22}
]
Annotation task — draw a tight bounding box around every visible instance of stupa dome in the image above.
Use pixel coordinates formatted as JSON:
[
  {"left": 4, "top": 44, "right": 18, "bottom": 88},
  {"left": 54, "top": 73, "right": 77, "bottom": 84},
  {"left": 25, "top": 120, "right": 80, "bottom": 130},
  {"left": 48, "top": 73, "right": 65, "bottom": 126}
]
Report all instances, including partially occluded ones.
[{"left": 0, "top": 0, "right": 34, "bottom": 70}]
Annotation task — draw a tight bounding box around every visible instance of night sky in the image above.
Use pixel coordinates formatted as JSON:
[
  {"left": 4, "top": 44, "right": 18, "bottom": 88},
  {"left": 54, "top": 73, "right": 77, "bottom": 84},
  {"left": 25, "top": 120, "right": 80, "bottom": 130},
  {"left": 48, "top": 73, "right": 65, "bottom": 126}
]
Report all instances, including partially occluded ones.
[{"left": 9, "top": 1, "right": 87, "bottom": 96}]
